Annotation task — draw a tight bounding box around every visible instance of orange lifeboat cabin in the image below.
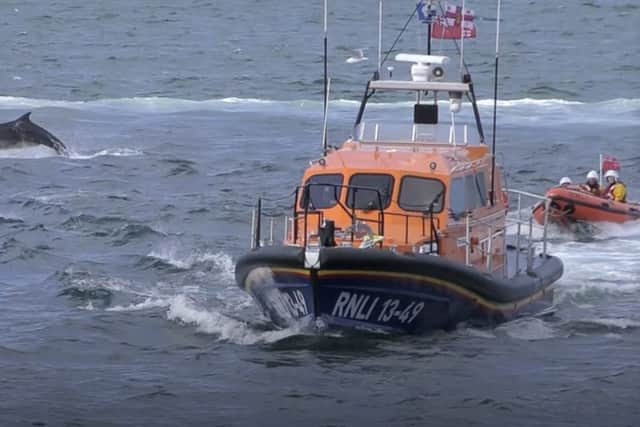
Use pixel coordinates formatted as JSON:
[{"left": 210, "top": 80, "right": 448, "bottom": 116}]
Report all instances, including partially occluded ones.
[{"left": 235, "top": 52, "right": 563, "bottom": 333}]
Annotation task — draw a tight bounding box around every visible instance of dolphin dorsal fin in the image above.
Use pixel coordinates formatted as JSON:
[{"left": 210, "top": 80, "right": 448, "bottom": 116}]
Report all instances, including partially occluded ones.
[{"left": 17, "top": 112, "right": 32, "bottom": 122}]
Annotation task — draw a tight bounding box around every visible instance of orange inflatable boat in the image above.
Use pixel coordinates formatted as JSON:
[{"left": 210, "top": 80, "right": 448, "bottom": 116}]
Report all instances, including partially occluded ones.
[{"left": 533, "top": 185, "right": 640, "bottom": 225}]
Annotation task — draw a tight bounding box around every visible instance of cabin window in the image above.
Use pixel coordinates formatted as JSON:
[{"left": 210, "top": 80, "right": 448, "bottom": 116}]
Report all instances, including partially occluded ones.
[
  {"left": 465, "top": 175, "right": 480, "bottom": 209},
  {"left": 300, "top": 174, "right": 343, "bottom": 209},
  {"left": 450, "top": 172, "right": 489, "bottom": 215},
  {"left": 398, "top": 176, "right": 445, "bottom": 213},
  {"left": 450, "top": 177, "right": 466, "bottom": 215},
  {"left": 346, "top": 174, "right": 394, "bottom": 210},
  {"left": 475, "top": 172, "right": 488, "bottom": 207}
]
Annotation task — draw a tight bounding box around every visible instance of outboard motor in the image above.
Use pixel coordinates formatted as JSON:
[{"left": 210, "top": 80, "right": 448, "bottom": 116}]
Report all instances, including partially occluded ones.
[{"left": 319, "top": 220, "right": 337, "bottom": 247}]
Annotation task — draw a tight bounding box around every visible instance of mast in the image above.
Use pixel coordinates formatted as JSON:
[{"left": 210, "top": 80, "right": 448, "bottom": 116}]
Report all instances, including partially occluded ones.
[
  {"left": 322, "top": 0, "right": 328, "bottom": 153},
  {"left": 489, "top": 0, "right": 502, "bottom": 206},
  {"left": 426, "top": 0, "right": 432, "bottom": 54}
]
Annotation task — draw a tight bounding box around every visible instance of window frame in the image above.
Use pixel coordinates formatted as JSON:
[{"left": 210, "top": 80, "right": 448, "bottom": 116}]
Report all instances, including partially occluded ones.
[
  {"left": 299, "top": 173, "right": 344, "bottom": 210},
  {"left": 346, "top": 173, "right": 395, "bottom": 210},
  {"left": 397, "top": 175, "right": 446, "bottom": 213}
]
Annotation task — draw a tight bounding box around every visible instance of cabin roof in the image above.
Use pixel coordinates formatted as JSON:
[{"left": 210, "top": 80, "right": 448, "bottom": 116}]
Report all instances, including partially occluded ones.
[{"left": 306, "top": 142, "right": 490, "bottom": 177}]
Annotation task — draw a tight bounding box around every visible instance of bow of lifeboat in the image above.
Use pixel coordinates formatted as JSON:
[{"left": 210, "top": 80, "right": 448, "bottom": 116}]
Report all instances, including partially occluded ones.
[{"left": 533, "top": 185, "right": 640, "bottom": 225}]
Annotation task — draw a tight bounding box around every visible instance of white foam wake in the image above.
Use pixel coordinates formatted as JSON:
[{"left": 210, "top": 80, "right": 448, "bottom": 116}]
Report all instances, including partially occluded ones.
[
  {"left": 166, "top": 294, "right": 305, "bottom": 345},
  {"left": 147, "top": 245, "right": 235, "bottom": 279},
  {"left": 67, "top": 148, "right": 143, "bottom": 159}
]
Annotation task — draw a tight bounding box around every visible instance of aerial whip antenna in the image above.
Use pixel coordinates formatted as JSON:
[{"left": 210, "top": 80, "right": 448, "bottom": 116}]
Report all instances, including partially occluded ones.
[
  {"left": 489, "top": 0, "right": 502, "bottom": 206},
  {"left": 322, "top": 0, "right": 329, "bottom": 154},
  {"left": 377, "top": 0, "right": 383, "bottom": 74}
]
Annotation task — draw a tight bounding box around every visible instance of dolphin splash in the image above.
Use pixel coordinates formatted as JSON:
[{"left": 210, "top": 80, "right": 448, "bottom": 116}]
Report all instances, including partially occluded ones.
[{"left": 0, "top": 112, "right": 68, "bottom": 155}]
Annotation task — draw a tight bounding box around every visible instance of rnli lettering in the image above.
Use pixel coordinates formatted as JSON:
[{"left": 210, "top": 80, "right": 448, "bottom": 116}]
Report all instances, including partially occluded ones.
[{"left": 331, "top": 291, "right": 424, "bottom": 325}]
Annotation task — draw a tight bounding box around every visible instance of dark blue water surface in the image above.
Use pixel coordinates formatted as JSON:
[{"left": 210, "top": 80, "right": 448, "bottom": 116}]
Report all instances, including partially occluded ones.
[{"left": 1, "top": 1, "right": 639, "bottom": 426}]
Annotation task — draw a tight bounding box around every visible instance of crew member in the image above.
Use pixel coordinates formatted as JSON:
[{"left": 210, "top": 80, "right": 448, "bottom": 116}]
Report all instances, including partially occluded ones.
[
  {"left": 558, "top": 176, "right": 572, "bottom": 186},
  {"left": 604, "top": 170, "right": 627, "bottom": 202},
  {"left": 581, "top": 170, "right": 600, "bottom": 195}
]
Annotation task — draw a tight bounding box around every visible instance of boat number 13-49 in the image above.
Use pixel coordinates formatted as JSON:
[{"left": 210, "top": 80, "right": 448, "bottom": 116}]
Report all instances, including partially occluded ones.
[
  {"left": 331, "top": 291, "right": 424, "bottom": 324},
  {"left": 378, "top": 299, "right": 424, "bottom": 323}
]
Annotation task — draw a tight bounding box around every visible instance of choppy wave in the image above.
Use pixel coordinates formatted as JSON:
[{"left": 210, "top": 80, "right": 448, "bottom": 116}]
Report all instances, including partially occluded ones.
[
  {"left": 495, "top": 318, "right": 559, "bottom": 340},
  {"left": 147, "top": 245, "right": 234, "bottom": 275},
  {"left": 0, "top": 95, "right": 638, "bottom": 124},
  {"left": 166, "top": 294, "right": 307, "bottom": 345},
  {"left": 561, "top": 317, "right": 640, "bottom": 335},
  {"left": 68, "top": 148, "right": 143, "bottom": 159}
]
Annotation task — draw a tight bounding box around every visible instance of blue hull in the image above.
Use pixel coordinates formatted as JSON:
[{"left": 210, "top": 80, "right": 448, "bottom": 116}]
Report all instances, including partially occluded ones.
[{"left": 237, "top": 246, "right": 561, "bottom": 334}]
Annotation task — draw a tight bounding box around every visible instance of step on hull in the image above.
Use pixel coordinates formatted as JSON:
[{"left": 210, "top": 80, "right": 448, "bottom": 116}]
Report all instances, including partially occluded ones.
[{"left": 236, "top": 246, "right": 562, "bottom": 333}]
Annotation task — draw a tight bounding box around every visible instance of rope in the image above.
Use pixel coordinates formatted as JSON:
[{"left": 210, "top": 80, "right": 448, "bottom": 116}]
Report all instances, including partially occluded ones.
[{"left": 380, "top": 6, "right": 418, "bottom": 68}]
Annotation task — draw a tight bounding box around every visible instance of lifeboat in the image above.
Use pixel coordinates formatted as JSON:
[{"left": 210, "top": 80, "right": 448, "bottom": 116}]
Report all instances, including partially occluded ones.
[
  {"left": 235, "top": 3, "right": 563, "bottom": 333},
  {"left": 533, "top": 185, "right": 640, "bottom": 225}
]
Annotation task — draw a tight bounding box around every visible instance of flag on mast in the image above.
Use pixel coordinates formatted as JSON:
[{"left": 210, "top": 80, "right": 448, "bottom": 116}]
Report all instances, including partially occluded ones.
[
  {"left": 602, "top": 155, "right": 620, "bottom": 172},
  {"left": 430, "top": 2, "right": 477, "bottom": 39}
]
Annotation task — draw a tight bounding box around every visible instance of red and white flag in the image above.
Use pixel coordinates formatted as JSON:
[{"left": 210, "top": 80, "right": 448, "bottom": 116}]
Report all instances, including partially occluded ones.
[
  {"left": 601, "top": 155, "right": 620, "bottom": 172},
  {"left": 432, "top": 3, "right": 477, "bottom": 39}
]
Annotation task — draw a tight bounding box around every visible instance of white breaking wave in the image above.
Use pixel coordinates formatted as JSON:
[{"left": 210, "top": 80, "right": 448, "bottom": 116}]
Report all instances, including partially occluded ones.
[
  {"left": 106, "top": 297, "right": 172, "bottom": 312},
  {"left": 68, "top": 148, "right": 143, "bottom": 159},
  {"left": 0, "top": 95, "right": 637, "bottom": 122},
  {"left": 166, "top": 294, "right": 306, "bottom": 345},
  {"left": 550, "top": 221, "right": 640, "bottom": 303},
  {"left": 147, "top": 245, "right": 235, "bottom": 279},
  {"left": 495, "top": 317, "right": 560, "bottom": 340}
]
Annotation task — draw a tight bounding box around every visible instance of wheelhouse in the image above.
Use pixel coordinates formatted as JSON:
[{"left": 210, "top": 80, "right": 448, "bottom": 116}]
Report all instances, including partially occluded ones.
[{"left": 291, "top": 148, "right": 502, "bottom": 255}]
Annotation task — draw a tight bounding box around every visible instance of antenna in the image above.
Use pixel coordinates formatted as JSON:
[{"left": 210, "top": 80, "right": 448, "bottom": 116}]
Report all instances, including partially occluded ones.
[
  {"left": 459, "top": 0, "right": 466, "bottom": 76},
  {"left": 322, "top": 0, "right": 328, "bottom": 153},
  {"left": 322, "top": 78, "right": 331, "bottom": 154},
  {"left": 378, "top": 0, "right": 383, "bottom": 74},
  {"left": 490, "top": 0, "right": 502, "bottom": 206}
]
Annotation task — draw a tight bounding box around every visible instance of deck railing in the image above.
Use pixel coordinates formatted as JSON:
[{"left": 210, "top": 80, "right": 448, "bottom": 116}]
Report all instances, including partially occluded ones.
[
  {"left": 249, "top": 183, "right": 440, "bottom": 254},
  {"left": 454, "top": 189, "right": 552, "bottom": 277},
  {"left": 506, "top": 189, "right": 551, "bottom": 275}
]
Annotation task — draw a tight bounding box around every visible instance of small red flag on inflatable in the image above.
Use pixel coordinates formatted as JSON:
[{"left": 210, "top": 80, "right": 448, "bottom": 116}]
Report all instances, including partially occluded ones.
[{"left": 602, "top": 155, "right": 620, "bottom": 172}]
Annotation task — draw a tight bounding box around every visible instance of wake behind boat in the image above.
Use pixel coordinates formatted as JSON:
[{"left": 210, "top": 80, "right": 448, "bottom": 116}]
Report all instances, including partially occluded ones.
[{"left": 235, "top": 1, "right": 563, "bottom": 333}]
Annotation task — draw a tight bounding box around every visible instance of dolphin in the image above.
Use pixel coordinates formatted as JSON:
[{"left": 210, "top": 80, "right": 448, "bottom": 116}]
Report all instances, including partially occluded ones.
[{"left": 0, "top": 112, "right": 68, "bottom": 155}]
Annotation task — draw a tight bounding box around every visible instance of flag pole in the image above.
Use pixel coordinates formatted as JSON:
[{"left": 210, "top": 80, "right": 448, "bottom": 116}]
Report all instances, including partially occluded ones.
[
  {"left": 322, "top": 0, "right": 328, "bottom": 154},
  {"left": 427, "top": 0, "right": 432, "bottom": 55},
  {"left": 490, "top": 0, "right": 502, "bottom": 206}
]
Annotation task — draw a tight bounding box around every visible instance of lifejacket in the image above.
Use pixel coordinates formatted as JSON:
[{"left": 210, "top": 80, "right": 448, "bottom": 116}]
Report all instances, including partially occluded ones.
[
  {"left": 606, "top": 181, "right": 627, "bottom": 203},
  {"left": 581, "top": 182, "right": 601, "bottom": 196}
]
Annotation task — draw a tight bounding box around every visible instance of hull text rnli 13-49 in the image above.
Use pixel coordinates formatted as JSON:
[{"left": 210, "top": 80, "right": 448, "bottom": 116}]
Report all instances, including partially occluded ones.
[{"left": 234, "top": 0, "right": 563, "bottom": 333}]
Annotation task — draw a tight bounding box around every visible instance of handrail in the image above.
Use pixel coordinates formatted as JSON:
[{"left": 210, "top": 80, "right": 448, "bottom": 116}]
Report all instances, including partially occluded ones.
[
  {"left": 355, "top": 120, "right": 478, "bottom": 146},
  {"left": 296, "top": 182, "right": 387, "bottom": 242},
  {"left": 504, "top": 188, "right": 552, "bottom": 275},
  {"left": 250, "top": 182, "right": 443, "bottom": 252}
]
